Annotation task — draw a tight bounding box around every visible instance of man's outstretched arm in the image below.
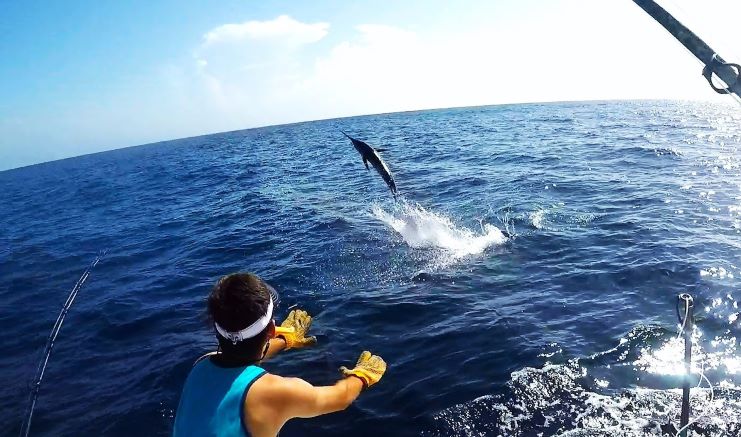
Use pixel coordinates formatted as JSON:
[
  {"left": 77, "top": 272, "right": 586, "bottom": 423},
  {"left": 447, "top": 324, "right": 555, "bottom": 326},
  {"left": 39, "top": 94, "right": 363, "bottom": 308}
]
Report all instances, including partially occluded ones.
[
  {"left": 262, "top": 337, "right": 288, "bottom": 360},
  {"left": 251, "top": 351, "right": 386, "bottom": 424},
  {"left": 261, "top": 309, "right": 316, "bottom": 361},
  {"left": 273, "top": 374, "right": 366, "bottom": 417},
  {"left": 244, "top": 373, "right": 367, "bottom": 436}
]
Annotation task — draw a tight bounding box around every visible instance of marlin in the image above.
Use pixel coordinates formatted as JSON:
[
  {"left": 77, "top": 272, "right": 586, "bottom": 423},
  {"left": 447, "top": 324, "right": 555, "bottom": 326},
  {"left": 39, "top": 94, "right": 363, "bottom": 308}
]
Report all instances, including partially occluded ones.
[{"left": 342, "top": 131, "right": 398, "bottom": 196}]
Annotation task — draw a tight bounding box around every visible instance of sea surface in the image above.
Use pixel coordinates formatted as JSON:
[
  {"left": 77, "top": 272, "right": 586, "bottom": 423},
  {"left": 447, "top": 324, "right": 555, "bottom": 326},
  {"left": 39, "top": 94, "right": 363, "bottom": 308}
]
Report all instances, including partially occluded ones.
[{"left": 2, "top": 100, "right": 741, "bottom": 436}]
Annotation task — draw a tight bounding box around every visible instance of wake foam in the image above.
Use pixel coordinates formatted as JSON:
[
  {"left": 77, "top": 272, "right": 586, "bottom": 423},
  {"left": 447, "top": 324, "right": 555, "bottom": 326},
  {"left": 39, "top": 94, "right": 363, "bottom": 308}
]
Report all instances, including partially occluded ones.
[
  {"left": 372, "top": 201, "right": 507, "bottom": 258},
  {"left": 427, "top": 323, "right": 741, "bottom": 436}
]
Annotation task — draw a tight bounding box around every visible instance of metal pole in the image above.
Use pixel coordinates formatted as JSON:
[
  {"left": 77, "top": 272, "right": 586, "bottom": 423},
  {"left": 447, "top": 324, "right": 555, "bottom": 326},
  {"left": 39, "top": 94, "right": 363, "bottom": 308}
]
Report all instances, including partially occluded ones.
[{"left": 678, "top": 293, "right": 694, "bottom": 437}]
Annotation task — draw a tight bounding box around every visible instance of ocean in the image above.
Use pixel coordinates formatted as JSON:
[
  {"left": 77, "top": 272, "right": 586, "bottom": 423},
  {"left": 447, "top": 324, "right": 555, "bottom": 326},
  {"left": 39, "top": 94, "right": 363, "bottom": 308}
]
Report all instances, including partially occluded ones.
[{"left": 1, "top": 100, "right": 740, "bottom": 436}]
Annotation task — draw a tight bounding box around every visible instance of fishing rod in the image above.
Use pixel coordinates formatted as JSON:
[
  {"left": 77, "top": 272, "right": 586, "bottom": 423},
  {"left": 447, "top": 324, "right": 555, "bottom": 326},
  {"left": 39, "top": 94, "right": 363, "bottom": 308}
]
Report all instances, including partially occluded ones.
[
  {"left": 633, "top": 0, "right": 741, "bottom": 100},
  {"left": 20, "top": 253, "right": 105, "bottom": 437}
]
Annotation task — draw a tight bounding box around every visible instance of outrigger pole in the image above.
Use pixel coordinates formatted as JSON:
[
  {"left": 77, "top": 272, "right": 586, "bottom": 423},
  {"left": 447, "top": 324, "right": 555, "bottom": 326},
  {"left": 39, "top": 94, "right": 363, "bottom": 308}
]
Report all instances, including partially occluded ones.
[{"left": 633, "top": 0, "right": 741, "bottom": 99}]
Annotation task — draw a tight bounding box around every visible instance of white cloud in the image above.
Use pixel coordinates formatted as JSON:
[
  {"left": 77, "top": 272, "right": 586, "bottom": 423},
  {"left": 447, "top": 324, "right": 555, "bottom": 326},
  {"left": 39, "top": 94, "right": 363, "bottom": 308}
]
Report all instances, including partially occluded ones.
[
  {"left": 202, "top": 15, "right": 329, "bottom": 47},
  {"left": 146, "top": 4, "right": 732, "bottom": 154},
  {"left": 188, "top": 16, "right": 333, "bottom": 128},
  {"left": 179, "top": 3, "right": 724, "bottom": 136}
]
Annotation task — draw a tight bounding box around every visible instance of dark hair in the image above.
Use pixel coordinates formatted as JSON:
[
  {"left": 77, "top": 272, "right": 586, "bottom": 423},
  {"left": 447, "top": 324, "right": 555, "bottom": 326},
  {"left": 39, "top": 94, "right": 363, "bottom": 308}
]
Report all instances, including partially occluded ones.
[{"left": 207, "top": 273, "right": 272, "bottom": 360}]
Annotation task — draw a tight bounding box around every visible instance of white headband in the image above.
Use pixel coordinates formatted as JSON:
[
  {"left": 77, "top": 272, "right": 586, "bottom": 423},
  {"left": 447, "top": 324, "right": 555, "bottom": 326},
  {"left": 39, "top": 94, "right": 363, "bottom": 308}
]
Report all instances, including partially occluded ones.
[{"left": 215, "top": 297, "right": 274, "bottom": 344}]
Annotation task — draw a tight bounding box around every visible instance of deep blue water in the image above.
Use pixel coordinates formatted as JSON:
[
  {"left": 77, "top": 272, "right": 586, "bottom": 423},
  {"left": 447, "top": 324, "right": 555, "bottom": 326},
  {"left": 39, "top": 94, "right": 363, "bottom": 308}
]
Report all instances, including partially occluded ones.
[{"left": 2, "top": 100, "right": 741, "bottom": 436}]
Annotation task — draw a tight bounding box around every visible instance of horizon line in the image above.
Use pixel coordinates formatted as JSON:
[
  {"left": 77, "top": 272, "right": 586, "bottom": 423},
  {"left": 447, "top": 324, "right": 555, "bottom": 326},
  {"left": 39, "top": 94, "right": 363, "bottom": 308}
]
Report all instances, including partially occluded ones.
[{"left": 0, "top": 97, "right": 716, "bottom": 174}]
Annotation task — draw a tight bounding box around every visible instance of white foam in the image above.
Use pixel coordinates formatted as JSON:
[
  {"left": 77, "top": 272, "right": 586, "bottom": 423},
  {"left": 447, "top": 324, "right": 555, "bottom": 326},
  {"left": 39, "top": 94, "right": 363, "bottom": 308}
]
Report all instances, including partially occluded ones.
[
  {"left": 701, "top": 266, "right": 733, "bottom": 279},
  {"left": 433, "top": 359, "right": 737, "bottom": 436},
  {"left": 372, "top": 201, "right": 507, "bottom": 258},
  {"left": 431, "top": 316, "right": 741, "bottom": 436}
]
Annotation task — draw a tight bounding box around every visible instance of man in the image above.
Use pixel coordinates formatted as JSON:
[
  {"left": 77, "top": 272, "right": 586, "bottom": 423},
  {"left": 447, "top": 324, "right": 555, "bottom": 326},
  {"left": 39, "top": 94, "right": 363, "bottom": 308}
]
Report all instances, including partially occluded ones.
[{"left": 173, "top": 272, "right": 386, "bottom": 437}]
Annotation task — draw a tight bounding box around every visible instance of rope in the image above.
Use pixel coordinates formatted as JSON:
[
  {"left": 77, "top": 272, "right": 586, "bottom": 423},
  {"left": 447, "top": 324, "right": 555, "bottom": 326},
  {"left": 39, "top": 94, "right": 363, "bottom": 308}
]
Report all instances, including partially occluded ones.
[{"left": 19, "top": 253, "right": 105, "bottom": 437}]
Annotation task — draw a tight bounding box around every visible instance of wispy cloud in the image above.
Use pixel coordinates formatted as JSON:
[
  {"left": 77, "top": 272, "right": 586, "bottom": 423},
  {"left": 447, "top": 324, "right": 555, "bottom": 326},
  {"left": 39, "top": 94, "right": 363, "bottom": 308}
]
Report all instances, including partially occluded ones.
[
  {"left": 201, "top": 15, "right": 329, "bottom": 47},
  {"left": 181, "top": 5, "right": 720, "bottom": 133},
  {"left": 188, "top": 15, "right": 332, "bottom": 127}
]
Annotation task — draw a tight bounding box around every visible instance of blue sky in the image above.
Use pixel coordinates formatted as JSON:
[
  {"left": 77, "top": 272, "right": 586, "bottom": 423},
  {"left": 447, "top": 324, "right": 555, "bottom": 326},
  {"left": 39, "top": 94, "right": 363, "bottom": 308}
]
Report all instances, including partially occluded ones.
[{"left": 1, "top": 0, "right": 738, "bottom": 171}]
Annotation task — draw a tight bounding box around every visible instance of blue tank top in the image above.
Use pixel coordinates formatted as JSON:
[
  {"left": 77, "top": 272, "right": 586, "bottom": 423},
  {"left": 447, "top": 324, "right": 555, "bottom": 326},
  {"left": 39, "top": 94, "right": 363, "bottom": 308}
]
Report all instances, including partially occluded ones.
[{"left": 173, "top": 357, "right": 266, "bottom": 437}]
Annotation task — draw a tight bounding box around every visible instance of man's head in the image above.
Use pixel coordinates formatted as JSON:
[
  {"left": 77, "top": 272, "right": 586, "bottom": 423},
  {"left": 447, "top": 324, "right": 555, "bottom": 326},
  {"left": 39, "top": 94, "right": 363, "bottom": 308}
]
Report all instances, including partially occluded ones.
[{"left": 207, "top": 272, "right": 276, "bottom": 360}]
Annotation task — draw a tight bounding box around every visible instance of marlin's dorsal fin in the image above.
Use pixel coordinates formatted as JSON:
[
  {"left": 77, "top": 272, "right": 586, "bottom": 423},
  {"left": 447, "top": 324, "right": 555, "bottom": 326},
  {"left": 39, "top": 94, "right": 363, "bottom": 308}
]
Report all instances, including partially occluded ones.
[{"left": 374, "top": 148, "right": 387, "bottom": 153}]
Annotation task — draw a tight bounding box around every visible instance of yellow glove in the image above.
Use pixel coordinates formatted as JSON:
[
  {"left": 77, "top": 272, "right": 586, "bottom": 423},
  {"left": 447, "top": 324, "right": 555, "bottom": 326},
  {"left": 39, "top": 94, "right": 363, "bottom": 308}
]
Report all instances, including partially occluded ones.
[
  {"left": 276, "top": 309, "right": 317, "bottom": 350},
  {"left": 339, "top": 351, "right": 386, "bottom": 388}
]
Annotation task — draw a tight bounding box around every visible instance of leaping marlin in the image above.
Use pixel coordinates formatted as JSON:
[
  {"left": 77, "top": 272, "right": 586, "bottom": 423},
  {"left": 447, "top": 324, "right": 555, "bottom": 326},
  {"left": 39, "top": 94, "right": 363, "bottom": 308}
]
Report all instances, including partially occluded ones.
[{"left": 342, "top": 131, "right": 398, "bottom": 197}]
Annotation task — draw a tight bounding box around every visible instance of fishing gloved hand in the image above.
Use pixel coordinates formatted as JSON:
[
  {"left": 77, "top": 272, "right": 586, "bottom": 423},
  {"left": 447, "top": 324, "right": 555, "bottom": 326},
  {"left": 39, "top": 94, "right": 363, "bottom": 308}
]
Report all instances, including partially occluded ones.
[
  {"left": 276, "top": 309, "right": 317, "bottom": 350},
  {"left": 340, "top": 351, "right": 387, "bottom": 388}
]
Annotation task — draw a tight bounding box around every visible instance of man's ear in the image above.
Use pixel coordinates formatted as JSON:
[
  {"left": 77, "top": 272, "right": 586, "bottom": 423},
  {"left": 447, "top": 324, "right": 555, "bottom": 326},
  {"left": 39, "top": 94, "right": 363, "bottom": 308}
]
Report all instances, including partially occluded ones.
[{"left": 268, "top": 320, "right": 277, "bottom": 338}]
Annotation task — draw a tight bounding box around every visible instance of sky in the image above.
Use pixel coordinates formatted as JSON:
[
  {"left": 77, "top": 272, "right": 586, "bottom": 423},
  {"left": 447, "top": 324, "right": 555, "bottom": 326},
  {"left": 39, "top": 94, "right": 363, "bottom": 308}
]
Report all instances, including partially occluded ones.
[{"left": 1, "top": 0, "right": 739, "bottom": 171}]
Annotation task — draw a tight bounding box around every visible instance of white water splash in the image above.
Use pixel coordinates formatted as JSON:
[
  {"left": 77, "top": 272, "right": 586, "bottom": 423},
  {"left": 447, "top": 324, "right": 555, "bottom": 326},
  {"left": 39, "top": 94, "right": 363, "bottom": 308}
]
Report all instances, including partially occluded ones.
[
  {"left": 530, "top": 209, "right": 547, "bottom": 229},
  {"left": 700, "top": 266, "right": 734, "bottom": 279},
  {"left": 372, "top": 202, "right": 507, "bottom": 258},
  {"left": 431, "top": 328, "right": 741, "bottom": 437}
]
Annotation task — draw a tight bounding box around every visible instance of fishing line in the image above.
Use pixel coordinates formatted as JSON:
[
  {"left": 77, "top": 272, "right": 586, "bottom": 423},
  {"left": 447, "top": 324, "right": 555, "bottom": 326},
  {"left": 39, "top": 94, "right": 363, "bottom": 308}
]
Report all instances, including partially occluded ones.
[
  {"left": 19, "top": 252, "right": 105, "bottom": 437},
  {"left": 730, "top": 93, "right": 741, "bottom": 107}
]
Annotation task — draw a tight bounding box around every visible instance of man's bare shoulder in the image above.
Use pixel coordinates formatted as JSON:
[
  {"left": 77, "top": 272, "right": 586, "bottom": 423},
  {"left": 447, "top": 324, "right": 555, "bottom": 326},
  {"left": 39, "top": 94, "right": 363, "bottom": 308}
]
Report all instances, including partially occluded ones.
[
  {"left": 249, "top": 372, "right": 313, "bottom": 403},
  {"left": 244, "top": 372, "right": 316, "bottom": 436}
]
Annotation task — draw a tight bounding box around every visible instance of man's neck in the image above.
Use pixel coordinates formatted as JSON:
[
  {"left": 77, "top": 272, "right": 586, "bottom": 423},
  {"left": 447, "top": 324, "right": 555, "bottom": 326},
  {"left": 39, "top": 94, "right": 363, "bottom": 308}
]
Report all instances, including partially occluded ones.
[{"left": 210, "top": 351, "right": 261, "bottom": 368}]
